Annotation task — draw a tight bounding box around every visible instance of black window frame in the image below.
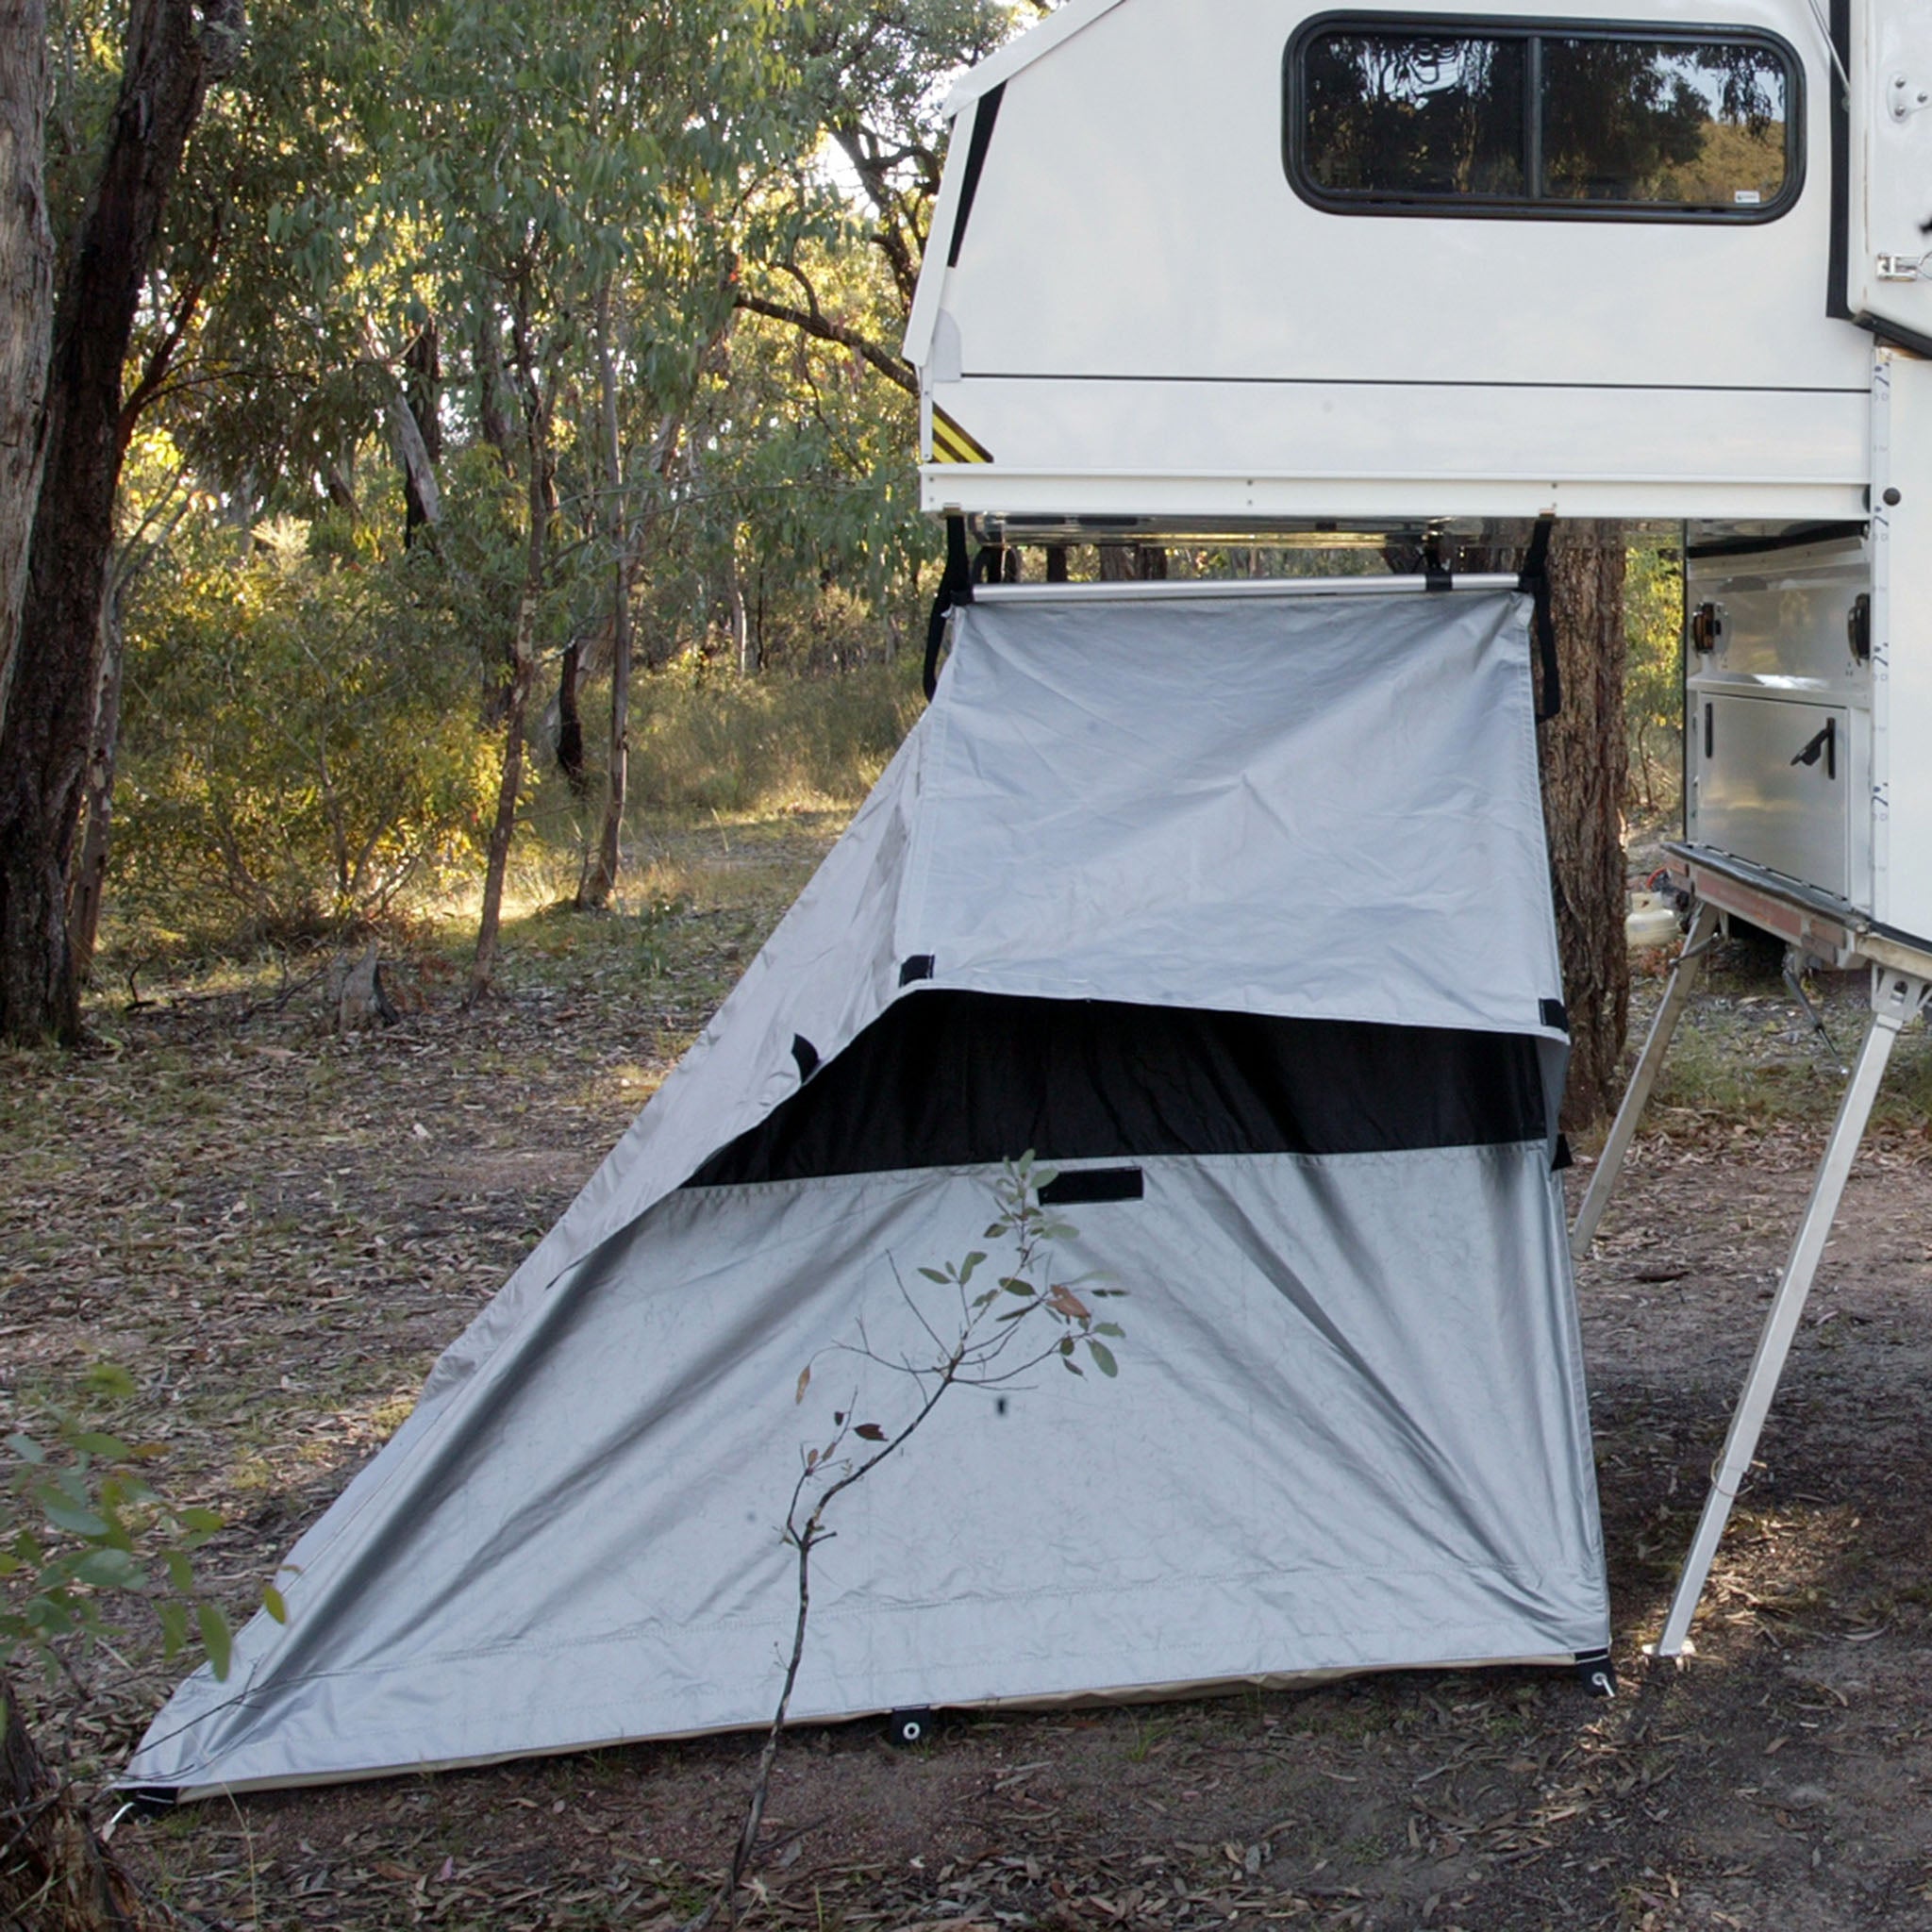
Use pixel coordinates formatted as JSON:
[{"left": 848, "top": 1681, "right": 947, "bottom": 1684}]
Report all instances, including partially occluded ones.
[{"left": 1283, "top": 11, "right": 1806, "bottom": 224}]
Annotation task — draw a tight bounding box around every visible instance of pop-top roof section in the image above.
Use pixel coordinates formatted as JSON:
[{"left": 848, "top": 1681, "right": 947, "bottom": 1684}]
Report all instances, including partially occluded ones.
[{"left": 940, "top": 0, "right": 1129, "bottom": 115}]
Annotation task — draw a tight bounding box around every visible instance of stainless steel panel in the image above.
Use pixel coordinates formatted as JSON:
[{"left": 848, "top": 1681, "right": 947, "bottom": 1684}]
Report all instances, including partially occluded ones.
[
  {"left": 1686, "top": 536, "right": 1871, "bottom": 693},
  {"left": 1690, "top": 695, "right": 1851, "bottom": 899}
]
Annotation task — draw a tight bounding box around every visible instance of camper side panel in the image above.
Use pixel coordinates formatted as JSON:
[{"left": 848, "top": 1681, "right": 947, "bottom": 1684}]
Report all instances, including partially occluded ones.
[{"left": 918, "top": 0, "right": 1871, "bottom": 521}]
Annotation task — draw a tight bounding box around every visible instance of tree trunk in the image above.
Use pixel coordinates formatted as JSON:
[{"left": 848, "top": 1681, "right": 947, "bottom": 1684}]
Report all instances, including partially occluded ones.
[
  {"left": 1097, "top": 543, "right": 1165, "bottom": 581},
  {"left": 1, "top": 1672, "right": 147, "bottom": 1930},
  {"left": 66, "top": 584, "right": 128, "bottom": 984},
  {"left": 555, "top": 639, "right": 587, "bottom": 793},
  {"left": 401, "top": 318, "right": 441, "bottom": 543},
  {"left": 1540, "top": 522, "right": 1630, "bottom": 1130},
  {"left": 0, "top": 0, "right": 243, "bottom": 1047},
  {"left": 0, "top": 0, "right": 52, "bottom": 741},
  {"left": 475, "top": 310, "right": 517, "bottom": 468},
  {"left": 469, "top": 351, "right": 552, "bottom": 1005},
  {"left": 579, "top": 282, "right": 633, "bottom": 909},
  {"left": 729, "top": 532, "right": 753, "bottom": 675}
]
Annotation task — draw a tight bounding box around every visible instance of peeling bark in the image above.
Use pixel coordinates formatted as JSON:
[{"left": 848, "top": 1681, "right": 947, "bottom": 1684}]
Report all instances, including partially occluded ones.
[{"left": 0, "top": 0, "right": 53, "bottom": 739}]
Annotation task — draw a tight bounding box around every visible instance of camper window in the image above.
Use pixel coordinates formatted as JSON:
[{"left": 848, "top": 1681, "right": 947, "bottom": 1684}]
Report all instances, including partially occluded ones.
[{"left": 1286, "top": 15, "right": 1799, "bottom": 221}]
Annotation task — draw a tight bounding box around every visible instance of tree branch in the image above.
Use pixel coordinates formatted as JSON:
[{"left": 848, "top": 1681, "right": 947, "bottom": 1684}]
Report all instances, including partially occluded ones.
[{"left": 732, "top": 290, "right": 916, "bottom": 398}]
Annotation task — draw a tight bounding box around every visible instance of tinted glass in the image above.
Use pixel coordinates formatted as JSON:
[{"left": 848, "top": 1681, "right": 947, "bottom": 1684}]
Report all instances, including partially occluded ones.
[
  {"left": 1302, "top": 32, "right": 1527, "bottom": 198},
  {"left": 1540, "top": 40, "right": 1789, "bottom": 207}
]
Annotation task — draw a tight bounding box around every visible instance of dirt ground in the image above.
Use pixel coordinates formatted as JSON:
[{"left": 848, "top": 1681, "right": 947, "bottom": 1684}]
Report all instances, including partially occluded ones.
[{"left": 7, "top": 827, "right": 1932, "bottom": 1932}]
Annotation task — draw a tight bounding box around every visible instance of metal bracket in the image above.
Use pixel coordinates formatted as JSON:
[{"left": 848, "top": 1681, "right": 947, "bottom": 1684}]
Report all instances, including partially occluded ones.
[{"left": 1889, "top": 73, "right": 1932, "bottom": 123}]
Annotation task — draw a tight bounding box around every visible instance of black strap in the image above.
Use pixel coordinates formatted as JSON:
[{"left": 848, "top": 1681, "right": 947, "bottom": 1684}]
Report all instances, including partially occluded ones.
[
  {"left": 1517, "top": 516, "right": 1560, "bottom": 723},
  {"left": 1424, "top": 530, "right": 1452, "bottom": 592},
  {"left": 923, "top": 515, "right": 974, "bottom": 700}
]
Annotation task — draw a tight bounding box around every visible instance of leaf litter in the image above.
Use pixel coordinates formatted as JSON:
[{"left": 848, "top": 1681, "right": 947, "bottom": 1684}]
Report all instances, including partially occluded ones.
[{"left": 4, "top": 837, "right": 1932, "bottom": 1927}]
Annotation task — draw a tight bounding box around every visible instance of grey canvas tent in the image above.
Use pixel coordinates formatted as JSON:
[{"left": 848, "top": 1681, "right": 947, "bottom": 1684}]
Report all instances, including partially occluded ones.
[{"left": 129, "top": 580, "right": 1608, "bottom": 1798}]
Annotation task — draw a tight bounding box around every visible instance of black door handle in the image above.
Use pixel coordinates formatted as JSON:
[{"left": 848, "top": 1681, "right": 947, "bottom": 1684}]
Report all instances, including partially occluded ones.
[{"left": 1790, "top": 719, "right": 1836, "bottom": 779}]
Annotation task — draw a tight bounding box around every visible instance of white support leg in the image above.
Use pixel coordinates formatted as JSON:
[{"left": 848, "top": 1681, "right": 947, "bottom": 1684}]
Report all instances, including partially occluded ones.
[
  {"left": 1571, "top": 900, "right": 1721, "bottom": 1260},
  {"left": 1654, "top": 966, "right": 1931, "bottom": 1657}
]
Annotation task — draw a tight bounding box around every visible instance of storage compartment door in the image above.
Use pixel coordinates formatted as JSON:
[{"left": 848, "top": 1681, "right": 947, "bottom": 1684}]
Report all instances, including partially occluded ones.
[
  {"left": 1846, "top": 0, "right": 1932, "bottom": 342},
  {"left": 1692, "top": 697, "right": 1851, "bottom": 899}
]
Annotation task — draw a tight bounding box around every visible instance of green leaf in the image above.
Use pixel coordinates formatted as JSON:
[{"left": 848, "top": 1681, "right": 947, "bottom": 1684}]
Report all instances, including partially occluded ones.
[
  {"left": 1060, "top": 1356, "right": 1083, "bottom": 1374},
  {"left": 1001, "top": 1277, "right": 1034, "bottom": 1297},
  {"left": 1031, "top": 1165, "right": 1059, "bottom": 1191},
  {"left": 1086, "top": 1339, "right": 1119, "bottom": 1377},
  {"left": 38, "top": 1495, "right": 108, "bottom": 1539},
  {"left": 917, "top": 1267, "right": 949, "bottom": 1284},
  {"left": 72, "top": 1548, "right": 143, "bottom": 1589},
  {"left": 263, "top": 1584, "right": 289, "bottom": 1624},
  {"left": 178, "top": 1507, "right": 224, "bottom": 1535},
  {"left": 1093, "top": 1323, "right": 1125, "bottom": 1338},
  {"left": 5, "top": 1434, "right": 45, "bottom": 1465},
  {"left": 158, "top": 1601, "right": 190, "bottom": 1658},
  {"left": 198, "top": 1605, "right": 234, "bottom": 1681},
  {"left": 69, "top": 1432, "right": 131, "bottom": 1459},
  {"left": 958, "top": 1251, "right": 987, "bottom": 1284}
]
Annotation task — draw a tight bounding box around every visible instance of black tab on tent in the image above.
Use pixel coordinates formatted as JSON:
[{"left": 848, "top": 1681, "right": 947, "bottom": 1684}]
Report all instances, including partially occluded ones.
[
  {"left": 1040, "top": 1166, "right": 1143, "bottom": 1206},
  {"left": 1540, "top": 997, "right": 1569, "bottom": 1033},
  {"left": 899, "top": 955, "right": 936, "bottom": 985},
  {"left": 791, "top": 1035, "right": 821, "bottom": 1081},
  {"left": 1551, "top": 1134, "right": 1574, "bottom": 1173}
]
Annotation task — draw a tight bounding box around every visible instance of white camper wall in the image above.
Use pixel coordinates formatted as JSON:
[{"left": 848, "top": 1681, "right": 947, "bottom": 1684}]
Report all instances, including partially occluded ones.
[
  {"left": 1873, "top": 347, "right": 1932, "bottom": 944},
  {"left": 915, "top": 0, "right": 1870, "bottom": 523}
]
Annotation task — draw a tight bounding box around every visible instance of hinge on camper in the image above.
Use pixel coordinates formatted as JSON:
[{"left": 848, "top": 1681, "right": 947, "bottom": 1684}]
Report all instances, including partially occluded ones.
[{"left": 1875, "top": 252, "right": 1927, "bottom": 282}]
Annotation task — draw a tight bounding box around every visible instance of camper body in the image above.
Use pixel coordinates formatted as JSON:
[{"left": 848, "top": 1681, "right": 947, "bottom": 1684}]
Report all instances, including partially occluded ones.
[
  {"left": 905, "top": 0, "right": 1932, "bottom": 1658},
  {"left": 905, "top": 0, "right": 1932, "bottom": 949},
  {"left": 908, "top": 0, "right": 1932, "bottom": 529}
]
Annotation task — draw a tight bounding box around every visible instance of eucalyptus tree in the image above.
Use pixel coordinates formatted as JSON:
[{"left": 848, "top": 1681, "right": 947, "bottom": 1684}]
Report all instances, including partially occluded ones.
[
  {"left": 0, "top": 0, "right": 246, "bottom": 1047},
  {"left": 360, "top": 0, "right": 858, "bottom": 981}
]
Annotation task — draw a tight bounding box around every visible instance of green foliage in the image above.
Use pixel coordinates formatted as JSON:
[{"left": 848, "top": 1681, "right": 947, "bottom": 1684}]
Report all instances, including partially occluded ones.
[
  {"left": 114, "top": 517, "right": 497, "bottom": 946},
  {"left": 1625, "top": 543, "right": 1685, "bottom": 818},
  {"left": 0, "top": 1368, "right": 267, "bottom": 1690}
]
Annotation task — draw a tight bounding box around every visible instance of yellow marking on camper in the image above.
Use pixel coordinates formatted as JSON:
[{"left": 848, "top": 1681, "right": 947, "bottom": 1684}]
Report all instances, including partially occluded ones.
[{"left": 930, "top": 407, "right": 993, "bottom": 465}]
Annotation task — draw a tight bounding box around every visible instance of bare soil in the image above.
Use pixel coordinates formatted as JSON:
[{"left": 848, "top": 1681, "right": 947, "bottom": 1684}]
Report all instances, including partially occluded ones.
[{"left": 7, "top": 828, "right": 1932, "bottom": 1932}]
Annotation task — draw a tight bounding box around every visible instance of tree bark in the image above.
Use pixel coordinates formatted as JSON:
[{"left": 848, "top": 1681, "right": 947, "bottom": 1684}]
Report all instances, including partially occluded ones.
[
  {"left": 0, "top": 0, "right": 53, "bottom": 742},
  {"left": 65, "top": 585, "right": 128, "bottom": 984},
  {"left": 1, "top": 1671, "right": 147, "bottom": 1930},
  {"left": 0, "top": 0, "right": 243, "bottom": 1046},
  {"left": 555, "top": 639, "right": 587, "bottom": 793},
  {"left": 469, "top": 321, "right": 552, "bottom": 1006},
  {"left": 401, "top": 318, "right": 441, "bottom": 543},
  {"left": 1540, "top": 522, "right": 1630, "bottom": 1130},
  {"left": 579, "top": 281, "right": 633, "bottom": 909}
]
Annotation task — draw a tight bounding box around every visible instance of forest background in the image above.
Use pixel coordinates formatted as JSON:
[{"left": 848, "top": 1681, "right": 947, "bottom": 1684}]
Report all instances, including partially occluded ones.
[{"left": 0, "top": 0, "right": 1684, "bottom": 1046}]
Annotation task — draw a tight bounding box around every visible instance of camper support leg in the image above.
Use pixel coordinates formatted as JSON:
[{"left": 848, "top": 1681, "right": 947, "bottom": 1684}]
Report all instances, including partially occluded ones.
[
  {"left": 1654, "top": 966, "right": 1930, "bottom": 1658},
  {"left": 1570, "top": 900, "right": 1721, "bottom": 1258}
]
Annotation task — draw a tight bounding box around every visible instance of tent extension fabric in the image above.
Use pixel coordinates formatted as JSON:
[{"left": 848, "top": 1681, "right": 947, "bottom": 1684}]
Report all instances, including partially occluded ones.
[{"left": 128, "top": 583, "right": 1609, "bottom": 1799}]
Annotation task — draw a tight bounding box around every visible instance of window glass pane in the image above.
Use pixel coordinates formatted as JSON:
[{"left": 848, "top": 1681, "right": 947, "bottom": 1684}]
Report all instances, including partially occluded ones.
[
  {"left": 1302, "top": 32, "right": 1527, "bottom": 198},
  {"left": 1539, "top": 41, "right": 1790, "bottom": 207}
]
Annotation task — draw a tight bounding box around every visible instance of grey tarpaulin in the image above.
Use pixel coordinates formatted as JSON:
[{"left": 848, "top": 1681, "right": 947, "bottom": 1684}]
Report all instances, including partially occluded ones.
[{"left": 128, "top": 583, "right": 1608, "bottom": 1797}]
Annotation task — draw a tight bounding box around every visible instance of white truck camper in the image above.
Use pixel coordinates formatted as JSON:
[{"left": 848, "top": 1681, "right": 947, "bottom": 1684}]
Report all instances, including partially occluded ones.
[{"left": 907, "top": 0, "right": 1932, "bottom": 1660}]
